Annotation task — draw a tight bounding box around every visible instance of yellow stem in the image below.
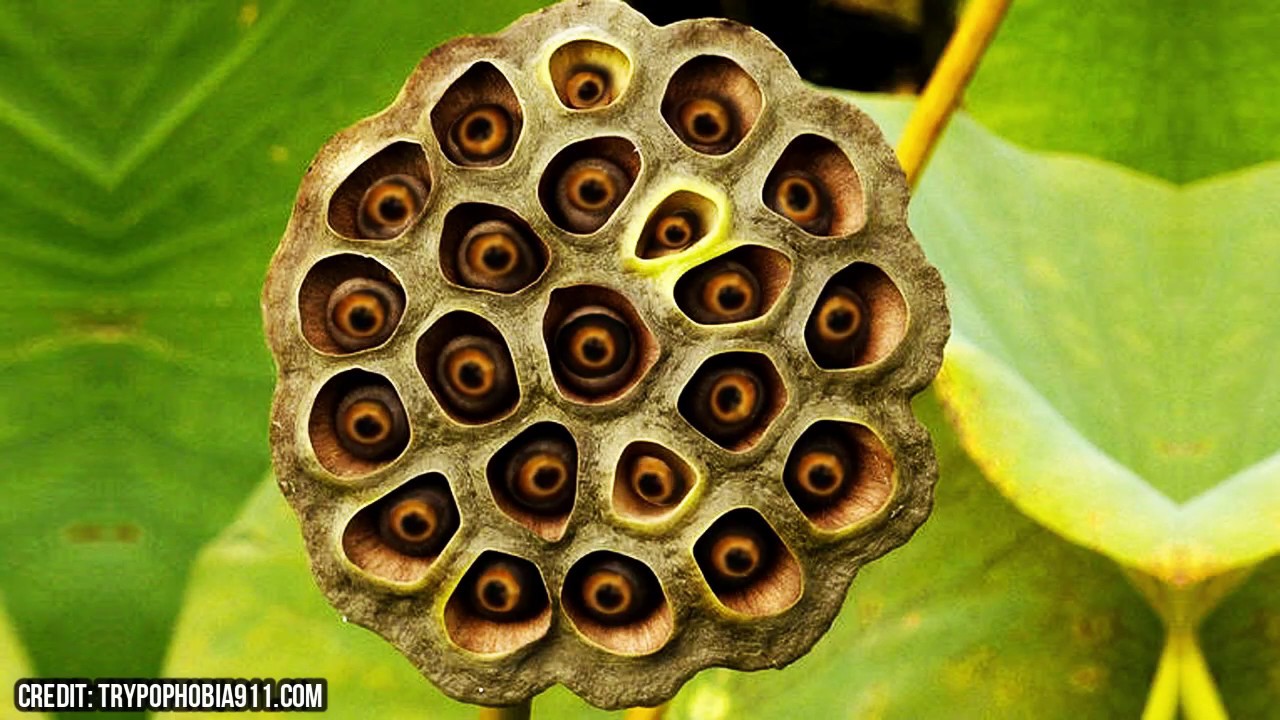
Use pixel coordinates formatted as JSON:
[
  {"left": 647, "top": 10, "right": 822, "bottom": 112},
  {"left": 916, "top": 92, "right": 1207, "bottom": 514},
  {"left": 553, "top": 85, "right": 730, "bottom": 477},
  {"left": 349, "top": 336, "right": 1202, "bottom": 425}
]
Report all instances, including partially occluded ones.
[
  {"left": 623, "top": 703, "right": 669, "bottom": 720},
  {"left": 896, "top": 0, "right": 1014, "bottom": 189},
  {"left": 477, "top": 700, "right": 532, "bottom": 720},
  {"left": 1140, "top": 633, "right": 1180, "bottom": 720},
  {"left": 1177, "top": 629, "right": 1229, "bottom": 720}
]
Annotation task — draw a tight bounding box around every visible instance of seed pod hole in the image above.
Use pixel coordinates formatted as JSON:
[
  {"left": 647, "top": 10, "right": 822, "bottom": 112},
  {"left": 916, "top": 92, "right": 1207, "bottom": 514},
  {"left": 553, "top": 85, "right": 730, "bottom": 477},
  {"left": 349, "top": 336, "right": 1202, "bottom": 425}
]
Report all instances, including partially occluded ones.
[
  {"left": 486, "top": 422, "right": 578, "bottom": 541},
  {"left": 678, "top": 351, "right": 788, "bottom": 451},
  {"left": 675, "top": 245, "right": 792, "bottom": 325},
  {"left": 763, "top": 134, "right": 864, "bottom": 236},
  {"left": 611, "top": 442, "right": 696, "bottom": 522},
  {"left": 342, "top": 473, "right": 459, "bottom": 584},
  {"left": 635, "top": 190, "right": 719, "bottom": 259},
  {"left": 445, "top": 552, "right": 552, "bottom": 655},
  {"left": 661, "top": 55, "right": 762, "bottom": 155},
  {"left": 439, "top": 204, "right": 549, "bottom": 294},
  {"left": 807, "top": 262, "right": 907, "bottom": 369},
  {"left": 543, "top": 285, "right": 659, "bottom": 403},
  {"left": 327, "top": 141, "right": 431, "bottom": 240},
  {"left": 562, "top": 551, "right": 673, "bottom": 655},
  {"left": 298, "top": 254, "right": 407, "bottom": 355},
  {"left": 694, "top": 508, "right": 801, "bottom": 616},
  {"left": 417, "top": 312, "right": 520, "bottom": 424},
  {"left": 431, "top": 62, "right": 523, "bottom": 167},
  {"left": 308, "top": 370, "right": 410, "bottom": 477},
  {"left": 784, "top": 421, "right": 895, "bottom": 531},
  {"left": 549, "top": 39, "right": 631, "bottom": 110},
  {"left": 538, "top": 137, "right": 640, "bottom": 234}
]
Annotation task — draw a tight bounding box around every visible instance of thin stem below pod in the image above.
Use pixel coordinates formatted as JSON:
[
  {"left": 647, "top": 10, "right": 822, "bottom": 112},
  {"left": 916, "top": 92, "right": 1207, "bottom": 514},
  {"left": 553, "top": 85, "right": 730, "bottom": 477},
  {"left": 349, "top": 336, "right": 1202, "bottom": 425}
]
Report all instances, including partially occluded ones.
[
  {"left": 623, "top": 704, "right": 668, "bottom": 720},
  {"left": 477, "top": 700, "right": 531, "bottom": 720}
]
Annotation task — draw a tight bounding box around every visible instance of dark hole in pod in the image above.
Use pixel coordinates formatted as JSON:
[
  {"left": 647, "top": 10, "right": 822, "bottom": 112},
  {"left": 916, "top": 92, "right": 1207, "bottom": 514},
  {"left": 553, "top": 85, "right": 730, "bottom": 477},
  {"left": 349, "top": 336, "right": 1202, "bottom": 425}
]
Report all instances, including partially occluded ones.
[
  {"left": 417, "top": 312, "right": 520, "bottom": 424},
  {"left": 692, "top": 508, "right": 802, "bottom": 616},
  {"left": 486, "top": 422, "right": 579, "bottom": 539},
  {"left": 674, "top": 246, "right": 792, "bottom": 325},
  {"left": 564, "top": 553, "right": 662, "bottom": 627},
  {"left": 678, "top": 352, "right": 787, "bottom": 451}
]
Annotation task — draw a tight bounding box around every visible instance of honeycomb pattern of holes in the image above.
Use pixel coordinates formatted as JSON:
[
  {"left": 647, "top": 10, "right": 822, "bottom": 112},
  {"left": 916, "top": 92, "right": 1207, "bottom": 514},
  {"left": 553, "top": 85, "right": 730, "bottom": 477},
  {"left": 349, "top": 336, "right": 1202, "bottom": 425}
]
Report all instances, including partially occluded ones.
[
  {"left": 444, "top": 551, "right": 553, "bottom": 656},
  {"left": 431, "top": 62, "right": 524, "bottom": 168},
  {"left": 438, "top": 203, "right": 550, "bottom": 294},
  {"left": 307, "top": 369, "right": 410, "bottom": 477},
  {"left": 486, "top": 422, "right": 578, "bottom": 542},
  {"left": 678, "top": 351, "right": 788, "bottom": 452},
  {"left": 611, "top": 441, "right": 698, "bottom": 523},
  {"left": 763, "top": 133, "right": 865, "bottom": 237},
  {"left": 341, "top": 473, "right": 460, "bottom": 585},
  {"left": 542, "top": 285, "right": 660, "bottom": 404},
  {"left": 635, "top": 190, "right": 720, "bottom": 259},
  {"left": 693, "top": 507, "right": 802, "bottom": 617},
  {"left": 538, "top": 136, "right": 641, "bottom": 234},
  {"left": 561, "top": 551, "right": 674, "bottom": 656},
  {"left": 675, "top": 245, "right": 793, "bottom": 325},
  {"left": 806, "top": 262, "right": 908, "bottom": 369},
  {"left": 548, "top": 38, "right": 632, "bottom": 110},
  {"left": 783, "top": 420, "right": 896, "bottom": 533},
  {"left": 327, "top": 141, "right": 432, "bottom": 240},
  {"left": 298, "top": 254, "right": 407, "bottom": 355},
  {"left": 415, "top": 311, "right": 521, "bottom": 425},
  {"left": 661, "top": 55, "right": 763, "bottom": 155}
]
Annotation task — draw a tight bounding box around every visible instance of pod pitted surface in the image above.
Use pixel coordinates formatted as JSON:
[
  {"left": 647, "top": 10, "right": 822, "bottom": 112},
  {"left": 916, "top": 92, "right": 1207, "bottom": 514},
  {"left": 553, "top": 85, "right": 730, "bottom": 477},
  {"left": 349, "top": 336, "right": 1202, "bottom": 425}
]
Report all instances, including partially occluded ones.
[{"left": 263, "top": 0, "right": 949, "bottom": 709}]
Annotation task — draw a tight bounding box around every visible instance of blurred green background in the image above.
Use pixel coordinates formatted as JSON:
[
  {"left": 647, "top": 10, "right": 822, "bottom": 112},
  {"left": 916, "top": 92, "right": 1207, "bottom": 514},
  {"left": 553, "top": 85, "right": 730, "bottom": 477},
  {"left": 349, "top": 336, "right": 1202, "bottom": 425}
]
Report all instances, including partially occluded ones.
[{"left": 1, "top": 1, "right": 1277, "bottom": 718}]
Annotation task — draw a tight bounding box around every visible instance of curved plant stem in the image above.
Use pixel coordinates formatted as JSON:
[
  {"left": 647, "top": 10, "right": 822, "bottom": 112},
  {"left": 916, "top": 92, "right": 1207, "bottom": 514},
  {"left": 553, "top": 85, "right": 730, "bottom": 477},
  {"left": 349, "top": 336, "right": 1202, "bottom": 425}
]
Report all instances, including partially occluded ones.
[
  {"left": 1177, "top": 629, "right": 1228, "bottom": 720},
  {"left": 896, "top": 0, "right": 1013, "bottom": 189},
  {"left": 477, "top": 700, "right": 532, "bottom": 720},
  {"left": 623, "top": 703, "right": 669, "bottom": 720},
  {"left": 1140, "top": 634, "right": 1179, "bottom": 720}
]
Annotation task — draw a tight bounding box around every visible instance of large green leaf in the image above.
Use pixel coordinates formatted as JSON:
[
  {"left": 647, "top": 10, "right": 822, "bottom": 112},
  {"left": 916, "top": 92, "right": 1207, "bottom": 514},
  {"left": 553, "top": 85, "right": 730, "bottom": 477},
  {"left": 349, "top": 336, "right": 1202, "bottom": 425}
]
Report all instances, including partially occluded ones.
[
  {"left": 964, "top": 0, "right": 1280, "bottom": 182},
  {"left": 0, "top": 0, "right": 547, "bottom": 686},
  {"left": 854, "top": 97, "right": 1280, "bottom": 585},
  {"left": 0, "top": 597, "right": 50, "bottom": 720}
]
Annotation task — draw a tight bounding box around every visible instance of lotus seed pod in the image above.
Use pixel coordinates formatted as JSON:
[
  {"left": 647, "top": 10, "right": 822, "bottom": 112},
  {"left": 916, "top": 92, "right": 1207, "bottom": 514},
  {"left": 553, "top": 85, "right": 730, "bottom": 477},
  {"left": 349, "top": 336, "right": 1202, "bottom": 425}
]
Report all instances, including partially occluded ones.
[{"left": 262, "top": 0, "right": 949, "bottom": 710}]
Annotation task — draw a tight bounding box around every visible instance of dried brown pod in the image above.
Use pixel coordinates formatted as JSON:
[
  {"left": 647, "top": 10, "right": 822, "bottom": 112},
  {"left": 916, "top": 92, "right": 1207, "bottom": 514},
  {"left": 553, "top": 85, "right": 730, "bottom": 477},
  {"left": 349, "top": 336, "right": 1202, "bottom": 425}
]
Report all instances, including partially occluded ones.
[{"left": 263, "top": 0, "right": 948, "bottom": 710}]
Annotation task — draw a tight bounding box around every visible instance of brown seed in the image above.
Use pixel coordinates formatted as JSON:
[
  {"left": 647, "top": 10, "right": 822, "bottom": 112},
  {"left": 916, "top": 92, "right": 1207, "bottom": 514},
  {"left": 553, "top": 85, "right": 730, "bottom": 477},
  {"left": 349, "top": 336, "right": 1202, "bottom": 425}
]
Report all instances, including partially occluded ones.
[
  {"left": 696, "top": 519, "right": 774, "bottom": 592},
  {"left": 553, "top": 305, "right": 637, "bottom": 396},
  {"left": 434, "top": 335, "right": 517, "bottom": 420},
  {"left": 356, "top": 174, "right": 427, "bottom": 239},
  {"left": 505, "top": 437, "right": 577, "bottom": 514},
  {"left": 785, "top": 435, "right": 857, "bottom": 510},
  {"left": 451, "top": 104, "right": 514, "bottom": 162},
  {"left": 333, "top": 385, "right": 409, "bottom": 461},
  {"left": 654, "top": 212, "right": 696, "bottom": 250},
  {"left": 676, "top": 97, "right": 735, "bottom": 151},
  {"left": 571, "top": 556, "right": 657, "bottom": 626},
  {"left": 629, "top": 455, "right": 681, "bottom": 506},
  {"left": 767, "top": 170, "right": 831, "bottom": 234},
  {"left": 455, "top": 220, "right": 540, "bottom": 293},
  {"left": 325, "top": 278, "right": 403, "bottom": 351},
  {"left": 680, "top": 259, "right": 763, "bottom": 324},
  {"left": 806, "top": 286, "right": 871, "bottom": 368},
  {"left": 565, "top": 68, "right": 611, "bottom": 108},
  {"left": 377, "top": 486, "right": 457, "bottom": 557},
  {"left": 554, "top": 158, "right": 631, "bottom": 233},
  {"left": 466, "top": 557, "right": 547, "bottom": 623},
  {"left": 683, "top": 366, "right": 766, "bottom": 446}
]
